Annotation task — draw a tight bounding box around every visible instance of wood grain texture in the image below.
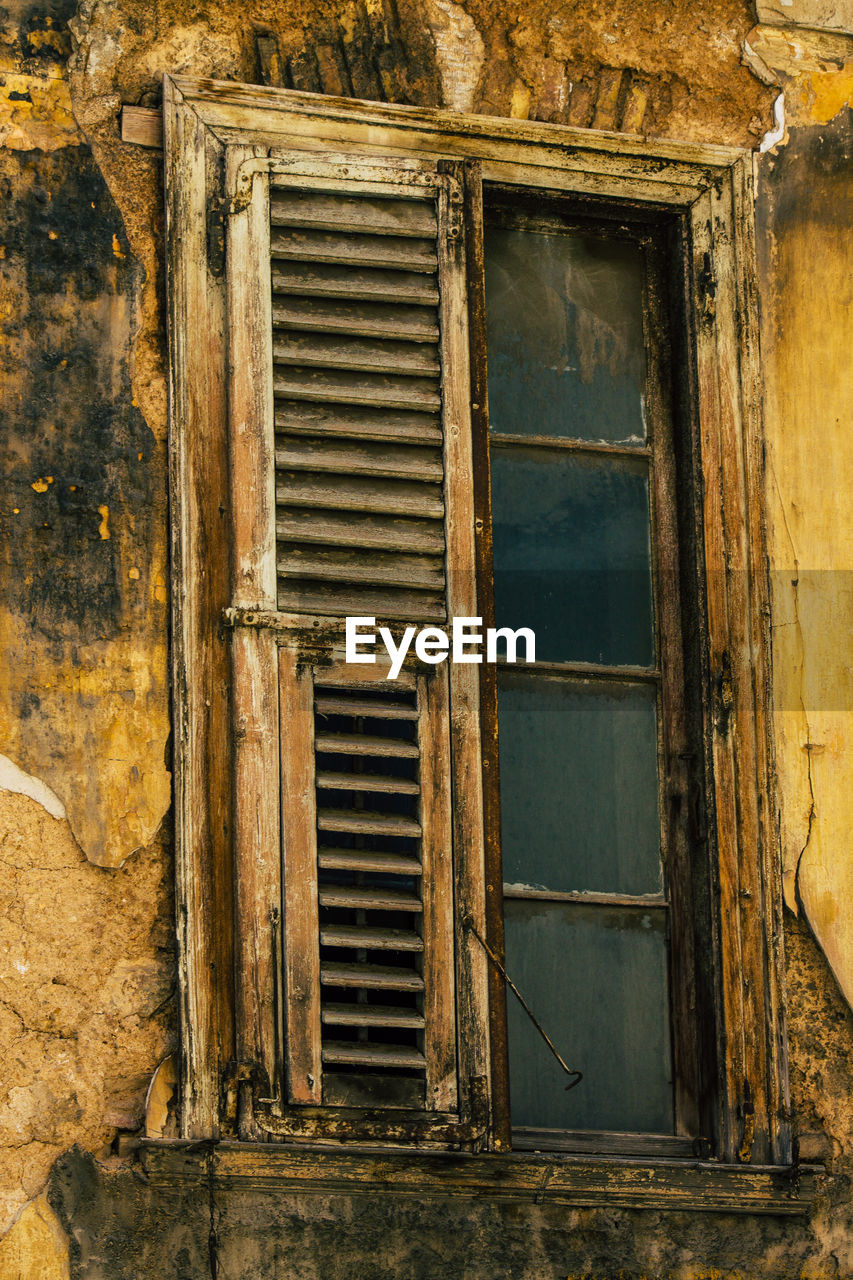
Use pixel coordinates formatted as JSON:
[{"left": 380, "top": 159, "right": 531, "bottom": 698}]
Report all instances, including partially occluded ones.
[
  {"left": 165, "top": 76, "right": 743, "bottom": 173},
  {"left": 463, "top": 158, "right": 511, "bottom": 1152},
  {"left": 164, "top": 77, "right": 234, "bottom": 1139},
  {"left": 141, "top": 1141, "right": 819, "bottom": 1215},
  {"left": 436, "top": 161, "right": 492, "bottom": 1130},
  {"left": 278, "top": 648, "right": 322, "bottom": 1105},
  {"left": 163, "top": 74, "right": 789, "bottom": 1167},
  {"left": 688, "top": 165, "right": 790, "bottom": 1165},
  {"left": 419, "top": 666, "right": 458, "bottom": 1112},
  {"left": 121, "top": 104, "right": 161, "bottom": 148},
  {"left": 226, "top": 146, "right": 281, "bottom": 1130},
  {"left": 642, "top": 231, "right": 701, "bottom": 1143}
]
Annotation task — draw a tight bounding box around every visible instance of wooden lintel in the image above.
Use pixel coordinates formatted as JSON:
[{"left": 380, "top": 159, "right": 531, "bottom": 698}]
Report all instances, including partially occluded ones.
[{"left": 122, "top": 105, "right": 163, "bottom": 149}]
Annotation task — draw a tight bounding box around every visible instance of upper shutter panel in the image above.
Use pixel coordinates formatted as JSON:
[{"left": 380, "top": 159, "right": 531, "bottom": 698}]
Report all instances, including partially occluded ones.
[{"left": 270, "top": 179, "right": 448, "bottom": 623}]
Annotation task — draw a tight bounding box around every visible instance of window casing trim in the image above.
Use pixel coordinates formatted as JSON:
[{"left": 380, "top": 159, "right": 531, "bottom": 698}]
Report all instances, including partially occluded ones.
[{"left": 164, "top": 74, "right": 790, "bottom": 1166}]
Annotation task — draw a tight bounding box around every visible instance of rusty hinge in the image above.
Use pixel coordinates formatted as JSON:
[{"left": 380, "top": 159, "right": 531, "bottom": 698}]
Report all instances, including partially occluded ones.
[
  {"left": 207, "top": 198, "right": 227, "bottom": 277},
  {"left": 220, "top": 1059, "right": 272, "bottom": 1136},
  {"left": 437, "top": 159, "right": 464, "bottom": 248},
  {"left": 713, "top": 649, "right": 734, "bottom": 737},
  {"left": 737, "top": 1083, "right": 756, "bottom": 1163},
  {"left": 222, "top": 605, "right": 282, "bottom": 630},
  {"left": 207, "top": 158, "right": 273, "bottom": 276}
]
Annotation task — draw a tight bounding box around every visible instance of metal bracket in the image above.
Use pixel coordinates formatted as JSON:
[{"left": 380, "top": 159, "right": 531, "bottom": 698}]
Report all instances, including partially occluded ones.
[
  {"left": 222, "top": 606, "right": 282, "bottom": 631},
  {"left": 207, "top": 158, "right": 273, "bottom": 276},
  {"left": 220, "top": 1060, "right": 272, "bottom": 1136}
]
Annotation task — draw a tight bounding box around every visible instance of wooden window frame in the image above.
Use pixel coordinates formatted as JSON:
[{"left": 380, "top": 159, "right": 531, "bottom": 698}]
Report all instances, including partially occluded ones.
[
  {"left": 164, "top": 73, "right": 791, "bottom": 1167},
  {"left": 478, "top": 192, "right": 702, "bottom": 1157}
]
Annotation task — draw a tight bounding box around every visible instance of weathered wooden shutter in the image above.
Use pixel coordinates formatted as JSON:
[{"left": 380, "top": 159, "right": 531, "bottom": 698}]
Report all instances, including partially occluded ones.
[
  {"left": 270, "top": 178, "right": 447, "bottom": 623},
  {"left": 224, "top": 150, "right": 490, "bottom": 1145}
]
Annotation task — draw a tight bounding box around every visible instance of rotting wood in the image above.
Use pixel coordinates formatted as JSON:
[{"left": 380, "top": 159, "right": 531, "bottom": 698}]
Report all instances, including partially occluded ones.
[
  {"left": 278, "top": 648, "right": 322, "bottom": 1106},
  {"left": 164, "top": 77, "right": 235, "bottom": 1140},
  {"left": 226, "top": 143, "right": 280, "bottom": 1134},
  {"left": 140, "top": 1141, "right": 819, "bottom": 1215},
  {"left": 419, "top": 666, "right": 459, "bottom": 1112},
  {"left": 436, "top": 159, "right": 493, "bottom": 1133},
  {"left": 642, "top": 229, "right": 702, "bottom": 1144},
  {"left": 463, "top": 158, "right": 511, "bottom": 1153}
]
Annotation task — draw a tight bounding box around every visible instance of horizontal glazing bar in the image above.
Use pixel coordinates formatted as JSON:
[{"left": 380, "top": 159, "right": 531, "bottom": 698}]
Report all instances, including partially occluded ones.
[
  {"left": 503, "top": 887, "right": 668, "bottom": 908},
  {"left": 496, "top": 658, "right": 660, "bottom": 683},
  {"left": 490, "top": 432, "right": 651, "bottom": 458}
]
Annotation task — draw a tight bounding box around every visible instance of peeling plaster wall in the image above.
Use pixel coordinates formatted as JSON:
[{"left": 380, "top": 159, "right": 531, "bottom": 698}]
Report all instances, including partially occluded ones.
[
  {"left": 2, "top": 0, "right": 853, "bottom": 1276},
  {"left": 756, "top": 109, "right": 853, "bottom": 1001},
  {"left": 0, "top": 791, "right": 175, "bottom": 1239}
]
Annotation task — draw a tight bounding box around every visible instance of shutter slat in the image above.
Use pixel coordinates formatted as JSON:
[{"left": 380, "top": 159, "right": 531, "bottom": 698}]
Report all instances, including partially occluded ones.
[
  {"left": 269, "top": 190, "right": 435, "bottom": 238},
  {"left": 317, "top": 809, "right": 422, "bottom": 838},
  {"left": 320, "top": 962, "right": 425, "bottom": 991},
  {"left": 272, "top": 264, "right": 439, "bottom": 305},
  {"left": 318, "top": 848, "right": 423, "bottom": 875},
  {"left": 273, "top": 368, "right": 441, "bottom": 411},
  {"left": 315, "top": 732, "right": 419, "bottom": 758},
  {"left": 322, "top": 1042, "right": 426, "bottom": 1068},
  {"left": 279, "top": 546, "right": 444, "bottom": 591},
  {"left": 278, "top": 582, "right": 445, "bottom": 622},
  {"left": 276, "top": 473, "right": 443, "bottom": 518},
  {"left": 276, "top": 509, "right": 444, "bottom": 554},
  {"left": 275, "top": 401, "right": 441, "bottom": 445},
  {"left": 275, "top": 439, "right": 442, "bottom": 481},
  {"left": 273, "top": 333, "right": 439, "bottom": 377},
  {"left": 322, "top": 1002, "right": 425, "bottom": 1029},
  {"left": 320, "top": 924, "right": 424, "bottom": 951},
  {"left": 315, "top": 695, "right": 419, "bottom": 720},
  {"left": 316, "top": 771, "right": 421, "bottom": 795},
  {"left": 273, "top": 298, "right": 438, "bottom": 342},
  {"left": 271, "top": 228, "right": 437, "bottom": 272},
  {"left": 319, "top": 886, "right": 423, "bottom": 911}
]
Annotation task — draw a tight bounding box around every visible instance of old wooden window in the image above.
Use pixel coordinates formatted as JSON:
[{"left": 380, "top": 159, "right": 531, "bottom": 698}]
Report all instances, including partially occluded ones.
[{"left": 165, "top": 76, "right": 791, "bottom": 1167}]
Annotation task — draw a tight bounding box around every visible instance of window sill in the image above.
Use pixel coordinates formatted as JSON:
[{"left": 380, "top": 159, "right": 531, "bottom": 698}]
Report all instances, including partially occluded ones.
[{"left": 139, "top": 1140, "right": 820, "bottom": 1216}]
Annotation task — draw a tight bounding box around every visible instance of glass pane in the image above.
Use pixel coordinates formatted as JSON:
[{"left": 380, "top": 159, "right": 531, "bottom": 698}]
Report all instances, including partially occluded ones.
[
  {"left": 504, "top": 899, "right": 673, "bottom": 1132},
  {"left": 491, "top": 447, "right": 654, "bottom": 667},
  {"left": 498, "top": 673, "right": 662, "bottom": 896},
  {"left": 484, "top": 226, "right": 646, "bottom": 443}
]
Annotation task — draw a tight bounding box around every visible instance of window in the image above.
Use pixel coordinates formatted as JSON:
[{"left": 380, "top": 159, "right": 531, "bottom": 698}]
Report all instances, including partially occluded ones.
[{"left": 165, "top": 75, "right": 791, "bottom": 1167}]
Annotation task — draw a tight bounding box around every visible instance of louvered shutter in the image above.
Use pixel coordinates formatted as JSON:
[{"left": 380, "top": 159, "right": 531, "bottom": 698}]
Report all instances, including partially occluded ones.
[{"left": 224, "top": 150, "right": 490, "bottom": 1144}]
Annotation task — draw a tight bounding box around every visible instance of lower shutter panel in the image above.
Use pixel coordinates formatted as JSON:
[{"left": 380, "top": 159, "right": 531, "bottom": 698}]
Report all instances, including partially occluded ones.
[
  {"left": 279, "top": 658, "right": 458, "bottom": 1122},
  {"left": 315, "top": 679, "right": 428, "bottom": 1108}
]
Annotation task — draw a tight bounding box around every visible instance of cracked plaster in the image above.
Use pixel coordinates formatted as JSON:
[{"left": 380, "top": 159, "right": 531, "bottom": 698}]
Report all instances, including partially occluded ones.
[{"left": 0, "top": 791, "right": 175, "bottom": 1238}]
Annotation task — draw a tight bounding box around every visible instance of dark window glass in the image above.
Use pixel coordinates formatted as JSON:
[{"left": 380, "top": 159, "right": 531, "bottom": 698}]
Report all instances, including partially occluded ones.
[
  {"left": 504, "top": 900, "right": 673, "bottom": 1132},
  {"left": 497, "top": 672, "right": 662, "bottom": 896},
  {"left": 485, "top": 212, "right": 674, "bottom": 1140},
  {"left": 484, "top": 227, "right": 646, "bottom": 444},
  {"left": 491, "top": 447, "right": 654, "bottom": 667}
]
